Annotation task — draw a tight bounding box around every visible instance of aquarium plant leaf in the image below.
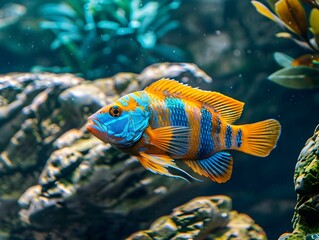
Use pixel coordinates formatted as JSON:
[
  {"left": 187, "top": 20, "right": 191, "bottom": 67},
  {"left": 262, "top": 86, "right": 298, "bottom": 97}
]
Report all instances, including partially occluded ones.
[
  {"left": 276, "top": 32, "right": 314, "bottom": 50},
  {"left": 274, "top": 52, "right": 293, "bottom": 67},
  {"left": 275, "top": 32, "right": 292, "bottom": 38},
  {"left": 137, "top": 32, "right": 156, "bottom": 48},
  {"left": 251, "top": 1, "right": 288, "bottom": 29},
  {"left": 40, "top": 21, "right": 79, "bottom": 32},
  {"left": 275, "top": 0, "right": 308, "bottom": 39},
  {"left": 117, "top": 27, "right": 135, "bottom": 35},
  {"left": 310, "top": 8, "right": 319, "bottom": 47},
  {"left": 310, "top": 9, "right": 319, "bottom": 34},
  {"left": 169, "top": 0, "right": 181, "bottom": 10},
  {"left": 268, "top": 66, "right": 319, "bottom": 89},
  {"left": 97, "top": 20, "right": 120, "bottom": 30},
  {"left": 251, "top": 1, "right": 278, "bottom": 21},
  {"left": 40, "top": 3, "right": 77, "bottom": 19},
  {"left": 101, "top": 3, "right": 128, "bottom": 26},
  {"left": 291, "top": 54, "right": 319, "bottom": 67},
  {"left": 133, "top": 2, "right": 159, "bottom": 22},
  {"left": 156, "top": 20, "right": 179, "bottom": 38}
]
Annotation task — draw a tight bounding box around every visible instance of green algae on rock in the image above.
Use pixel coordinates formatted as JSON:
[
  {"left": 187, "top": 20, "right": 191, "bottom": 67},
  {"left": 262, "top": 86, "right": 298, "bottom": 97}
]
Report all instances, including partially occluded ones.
[
  {"left": 127, "top": 195, "right": 267, "bottom": 240},
  {"left": 279, "top": 125, "right": 319, "bottom": 240}
]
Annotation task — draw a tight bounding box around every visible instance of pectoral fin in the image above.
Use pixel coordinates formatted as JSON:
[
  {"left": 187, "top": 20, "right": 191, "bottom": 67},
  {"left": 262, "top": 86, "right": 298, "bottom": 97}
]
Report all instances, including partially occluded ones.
[
  {"left": 137, "top": 152, "right": 199, "bottom": 182},
  {"left": 146, "top": 126, "right": 190, "bottom": 156},
  {"left": 184, "top": 152, "right": 233, "bottom": 183}
]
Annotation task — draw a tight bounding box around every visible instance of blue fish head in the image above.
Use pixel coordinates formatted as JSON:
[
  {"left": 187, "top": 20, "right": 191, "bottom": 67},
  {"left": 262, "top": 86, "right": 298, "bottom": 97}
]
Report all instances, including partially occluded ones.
[{"left": 87, "top": 92, "right": 150, "bottom": 148}]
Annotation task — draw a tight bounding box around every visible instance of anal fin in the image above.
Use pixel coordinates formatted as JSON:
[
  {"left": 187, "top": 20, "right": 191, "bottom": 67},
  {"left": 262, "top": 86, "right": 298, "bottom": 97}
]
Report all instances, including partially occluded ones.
[
  {"left": 137, "top": 152, "right": 199, "bottom": 182},
  {"left": 184, "top": 152, "right": 233, "bottom": 183}
]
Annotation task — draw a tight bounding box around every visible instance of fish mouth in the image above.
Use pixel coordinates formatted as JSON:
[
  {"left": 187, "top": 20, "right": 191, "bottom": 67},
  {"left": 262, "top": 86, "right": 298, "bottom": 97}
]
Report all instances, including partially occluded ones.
[
  {"left": 87, "top": 117, "right": 95, "bottom": 126},
  {"left": 86, "top": 116, "right": 109, "bottom": 143},
  {"left": 86, "top": 116, "right": 104, "bottom": 133},
  {"left": 86, "top": 117, "right": 96, "bottom": 132}
]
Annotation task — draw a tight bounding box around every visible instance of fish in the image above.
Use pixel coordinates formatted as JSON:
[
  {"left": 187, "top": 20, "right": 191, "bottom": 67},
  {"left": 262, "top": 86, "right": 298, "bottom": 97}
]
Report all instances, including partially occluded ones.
[{"left": 87, "top": 78, "right": 281, "bottom": 183}]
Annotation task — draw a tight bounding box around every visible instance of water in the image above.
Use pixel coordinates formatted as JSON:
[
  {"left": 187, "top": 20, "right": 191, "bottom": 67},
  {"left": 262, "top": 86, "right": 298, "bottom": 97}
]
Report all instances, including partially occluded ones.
[{"left": 0, "top": 0, "right": 319, "bottom": 239}]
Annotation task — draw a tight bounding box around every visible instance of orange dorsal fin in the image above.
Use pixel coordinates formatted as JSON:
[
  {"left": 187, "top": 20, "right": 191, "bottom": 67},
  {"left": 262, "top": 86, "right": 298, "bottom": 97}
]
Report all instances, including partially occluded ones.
[
  {"left": 183, "top": 151, "right": 233, "bottom": 183},
  {"left": 144, "top": 78, "right": 244, "bottom": 123}
]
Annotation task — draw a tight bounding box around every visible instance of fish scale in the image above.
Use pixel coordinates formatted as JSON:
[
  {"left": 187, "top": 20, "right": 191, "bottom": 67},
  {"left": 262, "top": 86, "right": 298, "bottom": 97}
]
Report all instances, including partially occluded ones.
[{"left": 165, "top": 97, "right": 188, "bottom": 127}]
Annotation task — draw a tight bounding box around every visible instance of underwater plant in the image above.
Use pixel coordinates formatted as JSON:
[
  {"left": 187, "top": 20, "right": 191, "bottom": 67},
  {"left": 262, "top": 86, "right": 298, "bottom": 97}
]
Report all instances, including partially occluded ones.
[
  {"left": 252, "top": 0, "right": 319, "bottom": 89},
  {"left": 33, "top": 0, "right": 184, "bottom": 79}
]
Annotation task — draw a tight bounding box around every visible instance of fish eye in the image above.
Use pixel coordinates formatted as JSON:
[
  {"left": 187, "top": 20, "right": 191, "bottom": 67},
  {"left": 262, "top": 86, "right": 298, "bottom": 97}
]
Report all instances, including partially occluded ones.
[{"left": 109, "top": 105, "right": 122, "bottom": 117}]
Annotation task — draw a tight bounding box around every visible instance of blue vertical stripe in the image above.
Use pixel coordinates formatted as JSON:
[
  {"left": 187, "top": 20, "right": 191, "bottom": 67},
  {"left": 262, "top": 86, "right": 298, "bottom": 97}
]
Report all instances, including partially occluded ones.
[
  {"left": 215, "top": 116, "right": 221, "bottom": 147},
  {"left": 165, "top": 98, "right": 189, "bottom": 155},
  {"left": 216, "top": 117, "right": 221, "bottom": 134},
  {"left": 165, "top": 98, "right": 188, "bottom": 127},
  {"left": 236, "top": 129, "right": 242, "bottom": 148},
  {"left": 197, "top": 107, "right": 214, "bottom": 159},
  {"left": 225, "top": 124, "right": 232, "bottom": 148}
]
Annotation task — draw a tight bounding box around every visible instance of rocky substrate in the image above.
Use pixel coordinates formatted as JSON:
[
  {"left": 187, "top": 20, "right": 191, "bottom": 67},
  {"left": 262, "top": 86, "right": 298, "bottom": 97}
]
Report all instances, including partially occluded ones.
[
  {"left": 127, "top": 195, "right": 267, "bottom": 240},
  {"left": 0, "top": 63, "right": 214, "bottom": 240},
  {"left": 279, "top": 125, "right": 319, "bottom": 240}
]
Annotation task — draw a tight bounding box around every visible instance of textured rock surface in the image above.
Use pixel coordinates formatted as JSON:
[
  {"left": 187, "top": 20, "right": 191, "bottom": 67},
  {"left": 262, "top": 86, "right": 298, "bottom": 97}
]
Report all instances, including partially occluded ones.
[
  {"left": 127, "top": 195, "right": 267, "bottom": 240},
  {"left": 279, "top": 125, "right": 319, "bottom": 240},
  {"left": 0, "top": 63, "right": 212, "bottom": 240}
]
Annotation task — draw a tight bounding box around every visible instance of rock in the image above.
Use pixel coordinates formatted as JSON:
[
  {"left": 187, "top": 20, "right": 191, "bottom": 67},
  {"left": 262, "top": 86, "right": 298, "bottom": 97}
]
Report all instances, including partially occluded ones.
[
  {"left": 279, "top": 125, "right": 319, "bottom": 240},
  {"left": 138, "top": 62, "right": 212, "bottom": 89},
  {"left": 149, "top": 217, "right": 177, "bottom": 238},
  {"left": 127, "top": 195, "right": 267, "bottom": 240},
  {"left": 0, "top": 74, "right": 84, "bottom": 196},
  {"left": 0, "top": 63, "right": 214, "bottom": 240},
  {"left": 58, "top": 84, "right": 109, "bottom": 123}
]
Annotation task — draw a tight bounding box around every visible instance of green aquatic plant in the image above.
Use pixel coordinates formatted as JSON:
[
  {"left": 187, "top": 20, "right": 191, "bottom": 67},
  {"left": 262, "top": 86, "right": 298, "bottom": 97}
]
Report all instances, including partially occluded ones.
[
  {"left": 252, "top": 0, "right": 319, "bottom": 89},
  {"left": 33, "top": 0, "right": 184, "bottom": 79}
]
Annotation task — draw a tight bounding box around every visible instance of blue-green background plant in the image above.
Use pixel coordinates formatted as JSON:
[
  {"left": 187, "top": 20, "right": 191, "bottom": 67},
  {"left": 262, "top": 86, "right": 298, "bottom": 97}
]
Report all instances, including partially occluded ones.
[{"left": 33, "top": 0, "right": 184, "bottom": 79}]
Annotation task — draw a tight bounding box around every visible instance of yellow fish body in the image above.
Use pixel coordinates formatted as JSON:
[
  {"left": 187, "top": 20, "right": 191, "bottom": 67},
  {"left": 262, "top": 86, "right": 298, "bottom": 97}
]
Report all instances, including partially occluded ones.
[{"left": 87, "top": 79, "right": 281, "bottom": 182}]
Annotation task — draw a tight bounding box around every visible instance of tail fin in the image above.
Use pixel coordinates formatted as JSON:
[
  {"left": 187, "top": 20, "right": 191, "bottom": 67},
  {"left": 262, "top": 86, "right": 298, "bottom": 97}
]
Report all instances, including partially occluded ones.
[{"left": 238, "top": 119, "right": 281, "bottom": 157}]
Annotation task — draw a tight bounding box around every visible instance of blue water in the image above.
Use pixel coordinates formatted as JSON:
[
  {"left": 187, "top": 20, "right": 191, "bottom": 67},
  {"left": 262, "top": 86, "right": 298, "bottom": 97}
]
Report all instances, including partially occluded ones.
[{"left": 1, "top": 0, "right": 318, "bottom": 239}]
